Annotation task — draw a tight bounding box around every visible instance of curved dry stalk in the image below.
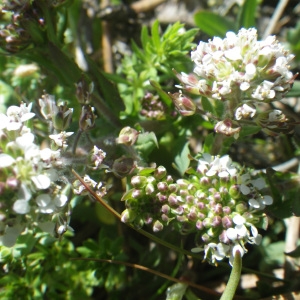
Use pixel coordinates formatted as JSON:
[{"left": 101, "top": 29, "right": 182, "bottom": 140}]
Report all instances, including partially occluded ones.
[{"left": 263, "top": 0, "right": 290, "bottom": 39}]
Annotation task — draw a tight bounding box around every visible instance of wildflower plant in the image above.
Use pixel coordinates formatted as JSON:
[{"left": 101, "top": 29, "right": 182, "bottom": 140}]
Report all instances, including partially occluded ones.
[{"left": 0, "top": 1, "right": 300, "bottom": 299}]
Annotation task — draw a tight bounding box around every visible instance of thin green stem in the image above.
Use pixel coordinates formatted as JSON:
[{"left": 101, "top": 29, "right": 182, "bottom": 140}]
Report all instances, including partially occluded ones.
[{"left": 220, "top": 250, "right": 242, "bottom": 300}]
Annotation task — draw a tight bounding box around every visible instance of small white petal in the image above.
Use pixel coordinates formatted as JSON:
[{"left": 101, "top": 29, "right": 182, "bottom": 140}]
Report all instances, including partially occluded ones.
[
  {"left": 54, "top": 194, "right": 68, "bottom": 207},
  {"left": 36, "top": 194, "right": 51, "bottom": 207},
  {"left": 261, "top": 195, "right": 273, "bottom": 205},
  {"left": 13, "top": 199, "right": 30, "bottom": 214},
  {"left": 249, "top": 198, "right": 261, "bottom": 209},
  {"left": 0, "top": 154, "right": 15, "bottom": 168},
  {"left": 6, "top": 122, "right": 21, "bottom": 131},
  {"left": 240, "top": 184, "right": 251, "bottom": 195},
  {"left": 0, "top": 114, "right": 9, "bottom": 129},
  {"left": 226, "top": 228, "right": 238, "bottom": 240},
  {"left": 240, "top": 82, "right": 250, "bottom": 91},
  {"left": 233, "top": 214, "right": 246, "bottom": 225},
  {"left": 251, "top": 178, "right": 265, "bottom": 189},
  {"left": 31, "top": 174, "right": 51, "bottom": 189}
]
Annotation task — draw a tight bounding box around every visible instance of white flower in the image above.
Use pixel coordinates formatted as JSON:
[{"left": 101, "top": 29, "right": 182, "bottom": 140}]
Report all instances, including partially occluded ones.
[
  {"left": 204, "top": 242, "right": 230, "bottom": 263},
  {"left": 49, "top": 131, "right": 74, "bottom": 148},
  {"left": 206, "top": 155, "right": 237, "bottom": 178},
  {"left": 235, "top": 104, "right": 256, "bottom": 120}
]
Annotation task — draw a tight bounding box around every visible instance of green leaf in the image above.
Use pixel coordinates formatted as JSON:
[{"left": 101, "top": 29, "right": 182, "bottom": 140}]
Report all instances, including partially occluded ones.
[
  {"left": 214, "top": 99, "right": 225, "bottom": 118},
  {"left": 238, "top": 0, "right": 258, "bottom": 29},
  {"left": 239, "top": 125, "right": 261, "bottom": 137},
  {"left": 174, "top": 141, "right": 190, "bottom": 176},
  {"left": 141, "top": 25, "right": 150, "bottom": 51},
  {"left": 166, "top": 283, "right": 188, "bottom": 300},
  {"left": 203, "top": 133, "right": 215, "bottom": 153},
  {"left": 286, "top": 80, "right": 300, "bottom": 97},
  {"left": 201, "top": 97, "right": 215, "bottom": 115},
  {"left": 194, "top": 11, "right": 235, "bottom": 37},
  {"left": 135, "top": 132, "right": 159, "bottom": 158},
  {"left": 151, "top": 20, "right": 161, "bottom": 50},
  {"left": 150, "top": 80, "right": 172, "bottom": 107}
]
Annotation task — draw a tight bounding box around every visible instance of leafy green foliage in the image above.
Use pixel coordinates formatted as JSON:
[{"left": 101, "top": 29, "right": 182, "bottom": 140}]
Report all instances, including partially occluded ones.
[{"left": 117, "top": 21, "right": 198, "bottom": 116}]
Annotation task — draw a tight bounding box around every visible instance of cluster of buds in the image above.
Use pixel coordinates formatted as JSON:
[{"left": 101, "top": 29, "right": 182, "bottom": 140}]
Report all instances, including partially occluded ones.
[
  {"left": 121, "top": 153, "right": 272, "bottom": 265},
  {"left": 0, "top": 102, "right": 73, "bottom": 246},
  {"left": 0, "top": 1, "right": 46, "bottom": 53},
  {"left": 140, "top": 93, "right": 166, "bottom": 120},
  {"left": 170, "top": 28, "right": 296, "bottom": 137}
]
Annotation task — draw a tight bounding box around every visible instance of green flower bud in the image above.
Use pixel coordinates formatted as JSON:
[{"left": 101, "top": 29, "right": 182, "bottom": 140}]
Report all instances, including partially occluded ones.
[
  {"left": 131, "top": 176, "right": 148, "bottom": 188},
  {"left": 53, "top": 103, "right": 73, "bottom": 131},
  {"left": 153, "top": 220, "right": 163, "bottom": 232},
  {"left": 121, "top": 209, "right": 136, "bottom": 223}
]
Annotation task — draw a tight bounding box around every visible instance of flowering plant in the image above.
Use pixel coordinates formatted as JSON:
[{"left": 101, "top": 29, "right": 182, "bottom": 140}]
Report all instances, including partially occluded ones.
[{"left": 0, "top": 1, "right": 300, "bottom": 299}]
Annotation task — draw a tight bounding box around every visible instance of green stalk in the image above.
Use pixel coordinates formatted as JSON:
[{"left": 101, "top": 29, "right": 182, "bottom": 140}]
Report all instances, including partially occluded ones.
[{"left": 220, "top": 250, "right": 242, "bottom": 300}]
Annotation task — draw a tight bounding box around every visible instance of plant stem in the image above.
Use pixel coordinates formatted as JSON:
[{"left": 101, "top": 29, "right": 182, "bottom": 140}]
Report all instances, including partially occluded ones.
[{"left": 220, "top": 250, "right": 242, "bottom": 300}]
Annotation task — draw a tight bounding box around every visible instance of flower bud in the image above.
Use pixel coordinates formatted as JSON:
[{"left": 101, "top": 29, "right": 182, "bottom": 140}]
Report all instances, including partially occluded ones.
[
  {"left": 211, "top": 216, "right": 222, "bottom": 227},
  {"left": 153, "top": 220, "right": 164, "bottom": 232},
  {"left": 145, "top": 183, "right": 155, "bottom": 195},
  {"left": 117, "top": 126, "right": 139, "bottom": 146},
  {"left": 53, "top": 102, "right": 73, "bottom": 131},
  {"left": 214, "top": 119, "right": 241, "bottom": 138},
  {"left": 169, "top": 92, "right": 196, "bottom": 116},
  {"left": 131, "top": 176, "right": 147, "bottom": 188},
  {"left": 121, "top": 209, "right": 136, "bottom": 223},
  {"left": 112, "top": 157, "right": 135, "bottom": 178},
  {"left": 79, "top": 105, "right": 95, "bottom": 131},
  {"left": 157, "top": 181, "right": 168, "bottom": 192},
  {"left": 76, "top": 78, "right": 93, "bottom": 104},
  {"left": 236, "top": 202, "right": 248, "bottom": 213},
  {"left": 154, "top": 166, "right": 167, "bottom": 180},
  {"left": 222, "top": 216, "right": 233, "bottom": 228}
]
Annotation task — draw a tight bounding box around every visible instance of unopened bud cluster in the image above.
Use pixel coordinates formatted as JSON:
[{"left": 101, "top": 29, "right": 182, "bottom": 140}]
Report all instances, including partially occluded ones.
[
  {"left": 121, "top": 153, "right": 272, "bottom": 265},
  {"left": 170, "top": 28, "right": 296, "bottom": 136},
  {"left": 140, "top": 93, "right": 166, "bottom": 120}
]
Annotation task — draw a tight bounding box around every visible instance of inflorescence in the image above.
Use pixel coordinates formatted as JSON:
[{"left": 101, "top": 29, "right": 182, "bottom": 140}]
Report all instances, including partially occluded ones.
[
  {"left": 121, "top": 154, "right": 272, "bottom": 265},
  {"left": 170, "top": 28, "right": 296, "bottom": 137}
]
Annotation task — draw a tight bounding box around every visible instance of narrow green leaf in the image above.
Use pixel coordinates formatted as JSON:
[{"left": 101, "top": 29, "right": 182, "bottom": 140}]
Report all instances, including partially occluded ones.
[
  {"left": 194, "top": 11, "right": 235, "bottom": 37},
  {"left": 238, "top": 0, "right": 258, "bottom": 29},
  {"left": 151, "top": 20, "right": 161, "bottom": 49},
  {"left": 150, "top": 80, "right": 172, "bottom": 107},
  {"left": 141, "top": 25, "right": 150, "bottom": 50}
]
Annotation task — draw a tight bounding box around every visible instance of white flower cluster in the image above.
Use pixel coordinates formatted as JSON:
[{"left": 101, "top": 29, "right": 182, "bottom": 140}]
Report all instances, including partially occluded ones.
[
  {"left": 190, "top": 28, "right": 294, "bottom": 103},
  {"left": 194, "top": 153, "right": 272, "bottom": 265},
  {"left": 175, "top": 28, "right": 295, "bottom": 126},
  {"left": 0, "top": 103, "right": 72, "bottom": 247}
]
